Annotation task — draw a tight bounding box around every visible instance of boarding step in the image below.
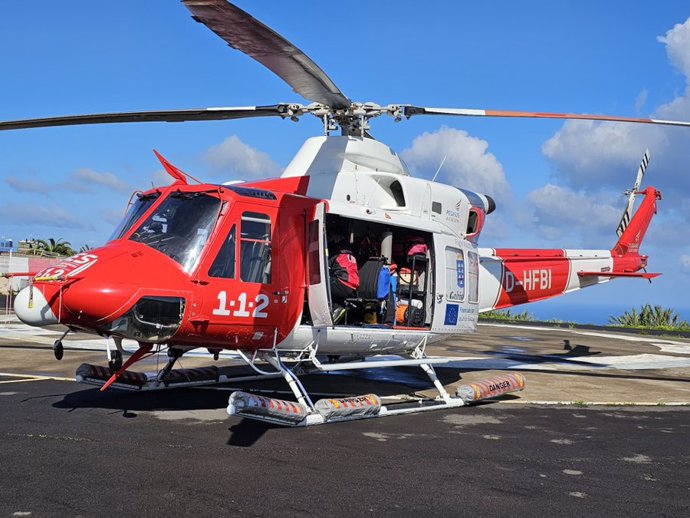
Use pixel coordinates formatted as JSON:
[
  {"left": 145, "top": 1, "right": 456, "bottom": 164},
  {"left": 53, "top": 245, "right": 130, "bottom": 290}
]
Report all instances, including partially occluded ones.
[{"left": 76, "top": 363, "right": 220, "bottom": 391}]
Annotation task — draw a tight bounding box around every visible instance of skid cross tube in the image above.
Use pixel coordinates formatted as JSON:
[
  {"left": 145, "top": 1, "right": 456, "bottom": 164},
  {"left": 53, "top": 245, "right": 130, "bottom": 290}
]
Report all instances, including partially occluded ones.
[
  {"left": 263, "top": 353, "right": 315, "bottom": 411},
  {"left": 409, "top": 336, "right": 452, "bottom": 402}
]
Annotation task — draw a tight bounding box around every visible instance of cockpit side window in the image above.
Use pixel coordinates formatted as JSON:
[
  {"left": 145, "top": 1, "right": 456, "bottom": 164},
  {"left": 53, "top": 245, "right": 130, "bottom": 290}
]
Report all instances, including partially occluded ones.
[
  {"left": 240, "top": 212, "right": 271, "bottom": 284},
  {"left": 108, "top": 192, "right": 160, "bottom": 242},
  {"left": 208, "top": 225, "right": 236, "bottom": 279}
]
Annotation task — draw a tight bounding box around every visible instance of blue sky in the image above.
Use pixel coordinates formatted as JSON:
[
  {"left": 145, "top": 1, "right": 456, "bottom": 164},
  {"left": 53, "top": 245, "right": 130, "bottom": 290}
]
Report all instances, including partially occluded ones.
[{"left": 1, "top": 1, "right": 689, "bottom": 323}]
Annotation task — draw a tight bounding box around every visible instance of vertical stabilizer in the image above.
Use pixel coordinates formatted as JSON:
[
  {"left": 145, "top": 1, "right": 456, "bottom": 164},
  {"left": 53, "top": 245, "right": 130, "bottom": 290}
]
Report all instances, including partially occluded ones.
[{"left": 613, "top": 186, "right": 660, "bottom": 257}]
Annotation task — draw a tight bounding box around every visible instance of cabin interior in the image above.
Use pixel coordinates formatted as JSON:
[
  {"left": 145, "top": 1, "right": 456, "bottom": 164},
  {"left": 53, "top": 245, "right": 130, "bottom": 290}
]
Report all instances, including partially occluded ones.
[{"left": 301, "top": 213, "right": 434, "bottom": 328}]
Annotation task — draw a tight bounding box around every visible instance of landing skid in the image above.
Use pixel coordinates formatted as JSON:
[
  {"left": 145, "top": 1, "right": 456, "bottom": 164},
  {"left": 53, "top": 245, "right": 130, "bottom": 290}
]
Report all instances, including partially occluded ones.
[
  {"left": 75, "top": 337, "right": 526, "bottom": 426},
  {"left": 228, "top": 389, "right": 469, "bottom": 427},
  {"left": 225, "top": 339, "right": 526, "bottom": 426},
  {"left": 75, "top": 363, "right": 283, "bottom": 391},
  {"left": 226, "top": 344, "right": 468, "bottom": 426}
]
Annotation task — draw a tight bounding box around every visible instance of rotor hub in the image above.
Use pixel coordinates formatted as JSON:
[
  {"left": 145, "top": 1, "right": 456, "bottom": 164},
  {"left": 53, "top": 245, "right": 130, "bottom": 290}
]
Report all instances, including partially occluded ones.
[{"left": 281, "top": 102, "right": 403, "bottom": 137}]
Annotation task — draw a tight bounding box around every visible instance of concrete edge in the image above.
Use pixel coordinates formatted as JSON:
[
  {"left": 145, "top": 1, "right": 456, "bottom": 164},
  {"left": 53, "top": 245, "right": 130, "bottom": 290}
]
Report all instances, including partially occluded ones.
[{"left": 497, "top": 400, "right": 690, "bottom": 407}]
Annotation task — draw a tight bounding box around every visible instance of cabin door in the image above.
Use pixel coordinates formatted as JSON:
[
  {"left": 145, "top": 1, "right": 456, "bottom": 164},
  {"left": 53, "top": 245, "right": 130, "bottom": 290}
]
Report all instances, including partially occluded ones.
[
  {"left": 306, "top": 202, "right": 333, "bottom": 327},
  {"left": 198, "top": 204, "right": 286, "bottom": 348}
]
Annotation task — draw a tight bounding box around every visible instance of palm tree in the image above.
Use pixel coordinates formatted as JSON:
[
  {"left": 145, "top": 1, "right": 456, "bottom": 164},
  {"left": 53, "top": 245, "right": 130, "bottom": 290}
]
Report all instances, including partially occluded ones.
[{"left": 34, "top": 238, "right": 76, "bottom": 257}]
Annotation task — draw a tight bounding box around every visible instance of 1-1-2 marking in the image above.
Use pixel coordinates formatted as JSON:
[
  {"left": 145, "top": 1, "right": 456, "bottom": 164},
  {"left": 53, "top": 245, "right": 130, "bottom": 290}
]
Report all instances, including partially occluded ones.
[{"left": 212, "top": 291, "right": 269, "bottom": 318}]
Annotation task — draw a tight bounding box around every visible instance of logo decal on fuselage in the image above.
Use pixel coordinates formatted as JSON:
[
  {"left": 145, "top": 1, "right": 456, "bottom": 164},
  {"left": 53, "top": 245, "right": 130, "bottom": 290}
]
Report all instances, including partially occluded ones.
[{"left": 35, "top": 253, "right": 99, "bottom": 279}]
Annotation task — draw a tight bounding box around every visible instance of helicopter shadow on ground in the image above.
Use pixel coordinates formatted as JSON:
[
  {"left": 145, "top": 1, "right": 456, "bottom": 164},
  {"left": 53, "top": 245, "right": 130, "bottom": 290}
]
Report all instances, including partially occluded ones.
[
  {"left": 51, "top": 369, "right": 459, "bottom": 447},
  {"left": 486, "top": 340, "right": 605, "bottom": 364},
  {"left": 437, "top": 338, "right": 607, "bottom": 367},
  {"left": 52, "top": 367, "right": 453, "bottom": 413},
  {"left": 53, "top": 385, "right": 230, "bottom": 414},
  {"left": 439, "top": 338, "right": 690, "bottom": 383},
  {"left": 49, "top": 385, "right": 283, "bottom": 446}
]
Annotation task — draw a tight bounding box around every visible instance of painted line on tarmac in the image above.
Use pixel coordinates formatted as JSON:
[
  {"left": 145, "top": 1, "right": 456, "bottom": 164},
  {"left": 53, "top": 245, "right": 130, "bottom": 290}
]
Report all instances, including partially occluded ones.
[
  {"left": 0, "top": 372, "right": 74, "bottom": 382},
  {"left": 0, "top": 378, "right": 45, "bottom": 384},
  {"left": 480, "top": 323, "right": 690, "bottom": 344},
  {"left": 498, "top": 400, "right": 690, "bottom": 406},
  {"left": 446, "top": 353, "right": 690, "bottom": 371}
]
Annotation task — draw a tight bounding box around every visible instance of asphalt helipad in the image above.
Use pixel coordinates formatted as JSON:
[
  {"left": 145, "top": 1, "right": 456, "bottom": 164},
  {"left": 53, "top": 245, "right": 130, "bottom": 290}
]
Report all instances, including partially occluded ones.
[
  {"left": 2, "top": 317, "right": 689, "bottom": 406},
  {"left": 1, "top": 318, "right": 689, "bottom": 515}
]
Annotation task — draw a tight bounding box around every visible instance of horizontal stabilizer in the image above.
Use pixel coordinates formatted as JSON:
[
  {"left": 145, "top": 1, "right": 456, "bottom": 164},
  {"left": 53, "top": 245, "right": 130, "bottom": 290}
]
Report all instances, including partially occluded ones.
[{"left": 577, "top": 271, "right": 660, "bottom": 279}]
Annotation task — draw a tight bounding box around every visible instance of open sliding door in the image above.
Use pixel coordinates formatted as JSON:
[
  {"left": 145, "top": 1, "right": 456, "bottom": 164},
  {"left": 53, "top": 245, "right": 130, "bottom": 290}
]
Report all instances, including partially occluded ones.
[{"left": 307, "top": 202, "right": 333, "bottom": 327}]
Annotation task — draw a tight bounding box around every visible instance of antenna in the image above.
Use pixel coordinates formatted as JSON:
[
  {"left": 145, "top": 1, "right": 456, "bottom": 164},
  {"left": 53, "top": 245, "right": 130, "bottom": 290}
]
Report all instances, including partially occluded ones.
[{"left": 431, "top": 155, "right": 447, "bottom": 182}]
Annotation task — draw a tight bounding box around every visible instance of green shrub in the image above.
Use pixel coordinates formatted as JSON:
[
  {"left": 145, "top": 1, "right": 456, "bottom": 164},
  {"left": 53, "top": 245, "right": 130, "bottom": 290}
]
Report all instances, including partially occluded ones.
[{"left": 608, "top": 304, "right": 690, "bottom": 331}]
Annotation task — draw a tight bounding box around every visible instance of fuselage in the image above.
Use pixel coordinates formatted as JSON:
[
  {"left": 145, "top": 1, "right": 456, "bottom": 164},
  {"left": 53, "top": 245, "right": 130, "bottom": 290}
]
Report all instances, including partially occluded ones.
[{"left": 13, "top": 136, "right": 655, "bottom": 357}]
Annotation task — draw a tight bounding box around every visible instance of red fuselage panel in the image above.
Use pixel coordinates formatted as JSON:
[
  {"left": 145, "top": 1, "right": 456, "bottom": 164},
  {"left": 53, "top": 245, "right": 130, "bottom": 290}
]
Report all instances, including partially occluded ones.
[{"left": 493, "top": 250, "right": 570, "bottom": 308}]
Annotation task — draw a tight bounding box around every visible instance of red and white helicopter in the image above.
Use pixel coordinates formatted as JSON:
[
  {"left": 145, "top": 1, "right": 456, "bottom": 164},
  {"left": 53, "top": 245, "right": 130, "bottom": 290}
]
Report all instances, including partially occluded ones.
[{"left": 4, "top": 0, "right": 689, "bottom": 426}]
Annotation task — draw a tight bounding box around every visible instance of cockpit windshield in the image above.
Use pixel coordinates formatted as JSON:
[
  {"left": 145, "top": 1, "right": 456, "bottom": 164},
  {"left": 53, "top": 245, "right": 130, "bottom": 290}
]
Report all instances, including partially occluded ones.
[
  {"left": 129, "top": 191, "right": 222, "bottom": 273},
  {"left": 108, "top": 192, "right": 161, "bottom": 242}
]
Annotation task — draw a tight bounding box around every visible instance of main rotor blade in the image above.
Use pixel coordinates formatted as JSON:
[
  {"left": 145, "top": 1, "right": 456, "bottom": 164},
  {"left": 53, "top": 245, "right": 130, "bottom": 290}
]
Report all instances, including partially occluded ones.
[
  {"left": 0, "top": 105, "right": 287, "bottom": 131},
  {"left": 182, "top": 0, "right": 351, "bottom": 110},
  {"left": 404, "top": 106, "right": 690, "bottom": 128}
]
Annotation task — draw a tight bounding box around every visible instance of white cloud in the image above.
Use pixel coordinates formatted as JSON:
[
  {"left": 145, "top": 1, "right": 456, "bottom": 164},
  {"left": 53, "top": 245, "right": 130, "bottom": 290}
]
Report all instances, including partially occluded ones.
[
  {"left": 66, "top": 168, "right": 131, "bottom": 194},
  {"left": 525, "top": 184, "right": 621, "bottom": 243},
  {"left": 480, "top": 212, "right": 513, "bottom": 241},
  {"left": 538, "top": 16, "right": 690, "bottom": 251},
  {"left": 150, "top": 168, "right": 174, "bottom": 188},
  {"left": 543, "top": 17, "right": 690, "bottom": 191},
  {"left": 0, "top": 203, "right": 89, "bottom": 229},
  {"left": 401, "top": 126, "right": 511, "bottom": 201},
  {"left": 541, "top": 120, "right": 664, "bottom": 190},
  {"left": 657, "top": 17, "right": 690, "bottom": 79},
  {"left": 681, "top": 255, "right": 690, "bottom": 274},
  {"left": 103, "top": 208, "right": 127, "bottom": 226},
  {"left": 4, "top": 174, "right": 51, "bottom": 194},
  {"left": 640, "top": 210, "right": 690, "bottom": 249},
  {"left": 6, "top": 167, "right": 131, "bottom": 195},
  {"left": 203, "top": 135, "right": 282, "bottom": 179},
  {"left": 635, "top": 89, "right": 648, "bottom": 113}
]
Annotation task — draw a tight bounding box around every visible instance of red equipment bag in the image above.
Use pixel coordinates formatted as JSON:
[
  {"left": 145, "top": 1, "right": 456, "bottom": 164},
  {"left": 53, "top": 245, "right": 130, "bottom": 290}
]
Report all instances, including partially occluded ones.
[
  {"left": 330, "top": 250, "right": 360, "bottom": 290},
  {"left": 406, "top": 236, "right": 428, "bottom": 256}
]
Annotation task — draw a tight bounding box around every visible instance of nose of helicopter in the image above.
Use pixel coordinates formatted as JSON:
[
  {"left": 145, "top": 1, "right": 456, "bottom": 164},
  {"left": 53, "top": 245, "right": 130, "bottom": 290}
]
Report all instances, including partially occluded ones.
[
  {"left": 15, "top": 285, "right": 59, "bottom": 326},
  {"left": 13, "top": 243, "right": 189, "bottom": 342}
]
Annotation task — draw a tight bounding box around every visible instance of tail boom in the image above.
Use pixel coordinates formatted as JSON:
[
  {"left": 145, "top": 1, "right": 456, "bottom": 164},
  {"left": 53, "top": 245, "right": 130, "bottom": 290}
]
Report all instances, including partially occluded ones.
[
  {"left": 479, "top": 186, "right": 661, "bottom": 312},
  {"left": 479, "top": 248, "right": 613, "bottom": 311}
]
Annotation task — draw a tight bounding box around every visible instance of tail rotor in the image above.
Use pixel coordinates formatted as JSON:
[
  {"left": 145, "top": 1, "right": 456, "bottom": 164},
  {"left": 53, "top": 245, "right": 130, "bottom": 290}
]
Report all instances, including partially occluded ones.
[{"left": 616, "top": 149, "right": 650, "bottom": 239}]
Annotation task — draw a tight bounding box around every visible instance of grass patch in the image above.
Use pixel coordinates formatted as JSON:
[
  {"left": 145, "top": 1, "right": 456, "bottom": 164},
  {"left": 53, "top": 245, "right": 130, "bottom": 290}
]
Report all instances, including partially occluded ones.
[{"left": 479, "top": 309, "right": 534, "bottom": 322}]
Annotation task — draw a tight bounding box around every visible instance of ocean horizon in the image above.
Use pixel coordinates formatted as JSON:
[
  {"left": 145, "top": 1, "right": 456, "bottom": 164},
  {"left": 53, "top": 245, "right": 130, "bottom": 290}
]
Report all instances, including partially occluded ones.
[{"left": 517, "top": 302, "right": 690, "bottom": 326}]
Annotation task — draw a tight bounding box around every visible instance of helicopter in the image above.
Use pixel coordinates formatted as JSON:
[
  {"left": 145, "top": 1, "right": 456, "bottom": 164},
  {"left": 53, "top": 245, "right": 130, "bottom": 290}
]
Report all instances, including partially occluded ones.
[{"left": 4, "top": 0, "right": 689, "bottom": 426}]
